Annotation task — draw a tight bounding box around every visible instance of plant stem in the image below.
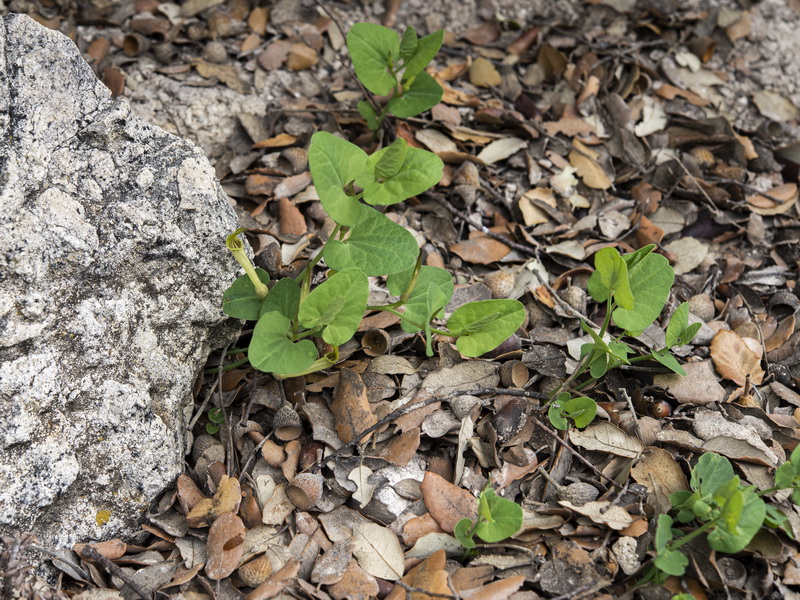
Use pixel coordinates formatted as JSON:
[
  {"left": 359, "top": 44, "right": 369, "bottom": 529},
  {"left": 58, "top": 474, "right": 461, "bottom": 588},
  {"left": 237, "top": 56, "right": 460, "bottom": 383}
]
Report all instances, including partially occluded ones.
[{"left": 204, "top": 356, "right": 250, "bottom": 374}]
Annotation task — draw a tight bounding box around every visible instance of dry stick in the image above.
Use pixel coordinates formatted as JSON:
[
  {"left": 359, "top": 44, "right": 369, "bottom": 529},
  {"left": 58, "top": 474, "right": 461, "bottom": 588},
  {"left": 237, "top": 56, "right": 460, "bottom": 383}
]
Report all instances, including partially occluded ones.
[
  {"left": 395, "top": 581, "right": 459, "bottom": 600},
  {"left": 530, "top": 416, "right": 624, "bottom": 490},
  {"left": 78, "top": 545, "right": 152, "bottom": 600},
  {"left": 317, "top": 388, "right": 547, "bottom": 469}
]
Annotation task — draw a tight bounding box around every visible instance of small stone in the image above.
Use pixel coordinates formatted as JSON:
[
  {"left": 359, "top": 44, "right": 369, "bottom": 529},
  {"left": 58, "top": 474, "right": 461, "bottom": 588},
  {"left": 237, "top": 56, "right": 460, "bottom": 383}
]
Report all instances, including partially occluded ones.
[
  {"left": 203, "top": 41, "right": 228, "bottom": 63},
  {"left": 688, "top": 293, "right": 715, "bottom": 322},
  {"left": 612, "top": 536, "right": 642, "bottom": 576},
  {"left": 557, "top": 482, "right": 599, "bottom": 505}
]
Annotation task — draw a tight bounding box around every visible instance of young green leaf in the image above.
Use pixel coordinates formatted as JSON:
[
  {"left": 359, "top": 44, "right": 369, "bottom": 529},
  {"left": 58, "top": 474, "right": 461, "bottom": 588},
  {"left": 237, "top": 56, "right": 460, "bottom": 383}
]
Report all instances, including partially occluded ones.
[
  {"left": 691, "top": 452, "right": 735, "bottom": 497},
  {"left": 323, "top": 204, "right": 419, "bottom": 276},
  {"left": 586, "top": 246, "right": 633, "bottom": 308},
  {"left": 654, "top": 548, "right": 689, "bottom": 577},
  {"left": 446, "top": 299, "right": 525, "bottom": 357},
  {"left": 308, "top": 132, "right": 369, "bottom": 226},
  {"left": 454, "top": 518, "right": 476, "bottom": 549},
  {"left": 612, "top": 249, "right": 674, "bottom": 335},
  {"left": 473, "top": 488, "right": 523, "bottom": 543},
  {"left": 258, "top": 277, "right": 301, "bottom": 319},
  {"left": 387, "top": 71, "right": 443, "bottom": 118},
  {"left": 373, "top": 137, "right": 407, "bottom": 180},
  {"left": 363, "top": 142, "right": 443, "bottom": 205},
  {"left": 651, "top": 349, "right": 687, "bottom": 376},
  {"left": 563, "top": 396, "right": 597, "bottom": 429},
  {"left": 357, "top": 100, "right": 380, "bottom": 130},
  {"left": 222, "top": 269, "right": 270, "bottom": 320},
  {"left": 347, "top": 23, "right": 400, "bottom": 96},
  {"left": 387, "top": 265, "right": 454, "bottom": 333},
  {"left": 249, "top": 311, "right": 318, "bottom": 375},
  {"left": 548, "top": 398, "right": 570, "bottom": 431},
  {"left": 401, "top": 29, "right": 443, "bottom": 81},
  {"left": 398, "top": 26, "right": 418, "bottom": 61},
  {"left": 299, "top": 268, "right": 369, "bottom": 346},
  {"left": 707, "top": 486, "right": 765, "bottom": 553}
]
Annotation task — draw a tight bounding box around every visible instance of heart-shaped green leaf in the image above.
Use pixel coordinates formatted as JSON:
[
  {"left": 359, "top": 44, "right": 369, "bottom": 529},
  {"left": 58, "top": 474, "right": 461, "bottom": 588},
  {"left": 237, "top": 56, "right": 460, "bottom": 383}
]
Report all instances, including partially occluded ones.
[
  {"left": 401, "top": 29, "right": 443, "bottom": 81},
  {"left": 387, "top": 71, "right": 443, "bottom": 118},
  {"left": 454, "top": 518, "right": 476, "bottom": 549},
  {"left": 387, "top": 265, "right": 454, "bottom": 333},
  {"left": 323, "top": 204, "right": 419, "bottom": 276},
  {"left": 249, "top": 311, "right": 318, "bottom": 375},
  {"left": 587, "top": 246, "right": 633, "bottom": 308},
  {"left": 347, "top": 23, "right": 400, "bottom": 96},
  {"left": 299, "top": 268, "right": 369, "bottom": 346},
  {"left": 363, "top": 141, "right": 443, "bottom": 206},
  {"left": 562, "top": 396, "right": 597, "bottom": 428},
  {"left": 691, "top": 452, "right": 735, "bottom": 497},
  {"left": 373, "top": 137, "right": 407, "bottom": 180},
  {"left": 612, "top": 249, "right": 674, "bottom": 335},
  {"left": 447, "top": 299, "right": 525, "bottom": 357},
  {"left": 474, "top": 487, "right": 523, "bottom": 543},
  {"left": 309, "top": 131, "right": 369, "bottom": 226},
  {"left": 222, "top": 269, "right": 270, "bottom": 320},
  {"left": 707, "top": 487, "right": 765, "bottom": 553}
]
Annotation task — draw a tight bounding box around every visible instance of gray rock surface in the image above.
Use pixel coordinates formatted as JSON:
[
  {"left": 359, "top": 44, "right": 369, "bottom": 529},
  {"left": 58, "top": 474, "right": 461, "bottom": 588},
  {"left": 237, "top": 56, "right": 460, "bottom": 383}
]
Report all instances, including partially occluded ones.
[{"left": 0, "top": 14, "right": 240, "bottom": 553}]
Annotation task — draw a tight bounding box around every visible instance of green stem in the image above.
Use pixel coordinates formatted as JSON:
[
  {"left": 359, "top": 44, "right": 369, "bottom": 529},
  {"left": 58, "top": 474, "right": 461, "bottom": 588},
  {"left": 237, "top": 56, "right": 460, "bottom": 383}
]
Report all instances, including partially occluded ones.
[
  {"left": 666, "top": 520, "right": 715, "bottom": 552},
  {"left": 226, "top": 229, "right": 268, "bottom": 299},
  {"left": 204, "top": 356, "right": 250, "bottom": 374},
  {"left": 365, "top": 305, "right": 450, "bottom": 337}
]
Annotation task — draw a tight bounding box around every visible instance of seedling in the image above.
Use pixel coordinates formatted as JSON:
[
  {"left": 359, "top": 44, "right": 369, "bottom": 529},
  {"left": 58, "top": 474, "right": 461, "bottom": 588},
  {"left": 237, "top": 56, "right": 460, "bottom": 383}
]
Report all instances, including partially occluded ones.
[
  {"left": 454, "top": 485, "right": 523, "bottom": 549},
  {"left": 221, "top": 25, "right": 524, "bottom": 378},
  {"left": 205, "top": 407, "right": 225, "bottom": 435},
  {"left": 548, "top": 245, "right": 702, "bottom": 430},
  {"left": 640, "top": 450, "right": 800, "bottom": 585},
  {"left": 347, "top": 23, "right": 444, "bottom": 131}
]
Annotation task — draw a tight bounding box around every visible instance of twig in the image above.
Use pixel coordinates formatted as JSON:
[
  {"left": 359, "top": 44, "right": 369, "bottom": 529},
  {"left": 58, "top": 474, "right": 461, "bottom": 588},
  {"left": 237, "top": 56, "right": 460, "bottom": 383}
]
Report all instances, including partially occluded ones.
[
  {"left": 395, "top": 580, "right": 459, "bottom": 600},
  {"left": 531, "top": 417, "right": 624, "bottom": 490},
  {"left": 317, "top": 388, "right": 547, "bottom": 469},
  {"left": 78, "top": 545, "right": 152, "bottom": 600}
]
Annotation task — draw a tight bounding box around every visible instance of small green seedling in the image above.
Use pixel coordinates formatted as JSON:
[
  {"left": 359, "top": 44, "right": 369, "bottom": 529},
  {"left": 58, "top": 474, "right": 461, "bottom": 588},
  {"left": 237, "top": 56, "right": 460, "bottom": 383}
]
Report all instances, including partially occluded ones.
[
  {"left": 641, "top": 450, "right": 800, "bottom": 585},
  {"left": 454, "top": 485, "right": 523, "bottom": 549},
  {"left": 221, "top": 26, "right": 523, "bottom": 379},
  {"left": 347, "top": 23, "right": 444, "bottom": 131},
  {"left": 205, "top": 407, "right": 225, "bottom": 435},
  {"left": 549, "top": 245, "right": 702, "bottom": 430}
]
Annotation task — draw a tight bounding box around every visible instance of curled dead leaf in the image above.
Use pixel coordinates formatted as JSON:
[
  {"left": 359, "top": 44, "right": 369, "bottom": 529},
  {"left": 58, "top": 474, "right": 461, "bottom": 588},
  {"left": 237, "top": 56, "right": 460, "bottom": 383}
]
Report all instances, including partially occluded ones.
[
  {"left": 710, "top": 329, "right": 765, "bottom": 386},
  {"left": 205, "top": 512, "right": 246, "bottom": 580}
]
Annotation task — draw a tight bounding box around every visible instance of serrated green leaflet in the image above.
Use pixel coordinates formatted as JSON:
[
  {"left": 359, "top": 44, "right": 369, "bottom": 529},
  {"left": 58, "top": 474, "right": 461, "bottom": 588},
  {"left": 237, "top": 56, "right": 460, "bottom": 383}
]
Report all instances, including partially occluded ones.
[
  {"left": 222, "top": 269, "right": 270, "bottom": 320},
  {"left": 373, "top": 137, "right": 407, "bottom": 180},
  {"left": 347, "top": 23, "right": 399, "bottom": 96},
  {"left": 474, "top": 487, "right": 523, "bottom": 543},
  {"left": 399, "top": 26, "right": 418, "bottom": 61},
  {"left": 612, "top": 249, "right": 674, "bottom": 335},
  {"left": 447, "top": 299, "right": 525, "bottom": 357},
  {"left": 249, "top": 311, "right": 318, "bottom": 375},
  {"left": 323, "top": 204, "right": 419, "bottom": 276},
  {"left": 401, "top": 29, "right": 443, "bottom": 80},
  {"left": 364, "top": 142, "right": 443, "bottom": 205},
  {"left": 298, "top": 268, "right": 369, "bottom": 346},
  {"left": 387, "top": 71, "right": 443, "bottom": 118},
  {"left": 309, "top": 132, "right": 369, "bottom": 226},
  {"left": 587, "top": 246, "right": 633, "bottom": 308}
]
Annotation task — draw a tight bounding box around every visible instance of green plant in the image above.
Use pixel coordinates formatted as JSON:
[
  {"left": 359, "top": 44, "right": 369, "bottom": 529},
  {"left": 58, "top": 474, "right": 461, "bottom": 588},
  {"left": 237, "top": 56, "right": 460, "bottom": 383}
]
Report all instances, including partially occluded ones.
[
  {"left": 205, "top": 407, "right": 225, "bottom": 435},
  {"left": 641, "top": 450, "right": 800, "bottom": 585},
  {"left": 347, "top": 23, "right": 444, "bottom": 132},
  {"left": 220, "top": 27, "right": 523, "bottom": 379},
  {"left": 548, "top": 245, "right": 702, "bottom": 430},
  {"left": 454, "top": 485, "right": 523, "bottom": 549}
]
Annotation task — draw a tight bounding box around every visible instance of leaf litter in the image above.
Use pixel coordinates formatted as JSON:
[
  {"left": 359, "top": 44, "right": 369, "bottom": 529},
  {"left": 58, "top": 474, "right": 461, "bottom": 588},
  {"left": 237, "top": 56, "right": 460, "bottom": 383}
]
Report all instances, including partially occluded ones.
[{"left": 6, "top": 0, "right": 800, "bottom": 599}]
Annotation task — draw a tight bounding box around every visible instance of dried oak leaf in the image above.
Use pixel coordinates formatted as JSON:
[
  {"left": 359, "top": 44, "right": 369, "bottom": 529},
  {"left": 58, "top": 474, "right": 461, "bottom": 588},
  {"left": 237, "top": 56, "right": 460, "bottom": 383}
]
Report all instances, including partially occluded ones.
[
  {"left": 568, "top": 139, "right": 612, "bottom": 189},
  {"left": 450, "top": 232, "right": 511, "bottom": 265},
  {"left": 205, "top": 512, "right": 246, "bottom": 581},
  {"left": 328, "top": 559, "right": 380, "bottom": 600},
  {"left": 352, "top": 523, "right": 404, "bottom": 581},
  {"left": 247, "top": 558, "right": 300, "bottom": 600},
  {"left": 331, "top": 368, "right": 377, "bottom": 444},
  {"left": 386, "top": 549, "right": 449, "bottom": 600},
  {"left": 711, "top": 329, "right": 765, "bottom": 386},
  {"left": 419, "top": 471, "right": 478, "bottom": 533},
  {"left": 461, "top": 575, "right": 526, "bottom": 600},
  {"left": 187, "top": 475, "right": 241, "bottom": 527}
]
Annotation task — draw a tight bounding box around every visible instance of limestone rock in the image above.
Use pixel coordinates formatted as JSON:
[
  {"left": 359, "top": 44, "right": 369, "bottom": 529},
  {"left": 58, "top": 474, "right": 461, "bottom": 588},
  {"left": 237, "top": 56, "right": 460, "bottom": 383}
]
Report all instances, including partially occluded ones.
[{"left": 0, "top": 14, "right": 240, "bottom": 555}]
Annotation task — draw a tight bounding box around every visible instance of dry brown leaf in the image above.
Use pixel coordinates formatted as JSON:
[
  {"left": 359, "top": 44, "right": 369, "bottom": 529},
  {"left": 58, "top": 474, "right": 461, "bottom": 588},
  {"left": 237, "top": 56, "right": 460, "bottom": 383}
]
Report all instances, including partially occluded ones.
[
  {"left": 192, "top": 59, "right": 250, "bottom": 93},
  {"left": 469, "top": 57, "right": 501, "bottom": 87},
  {"left": 187, "top": 475, "right": 241, "bottom": 527},
  {"left": 476, "top": 137, "right": 527, "bottom": 165},
  {"left": 463, "top": 22, "right": 501, "bottom": 45},
  {"left": 419, "top": 471, "right": 477, "bottom": 532},
  {"left": 630, "top": 447, "right": 689, "bottom": 514},
  {"left": 746, "top": 183, "right": 799, "bottom": 216},
  {"left": 330, "top": 368, "right": 377, "bottom": 444},
  {"left": 450, "top": 233, "right": 511, "bottom": 265},
  {"left": 653, "top": 360, "right": 726, "bottom": 405},
  {"left": 461, "top": 575, "right": 526, "bottom": 600},
  {"left": 568, "top": 139, "right": 612, "bottom": 189},
  {"left": 369, "top": 428, "right": 420, "bottom": 467},
  {"left": 451, "top": 565, "right": 494, "bottom": 593},
  {"left": 252, "top": 133, "right": 298, "bottom": 149},
  {"left": 205, "top": 512, "right": 246, "bottom": 581},
  {"left": 246, "top": 558, "right": 300, "bottom": 600},
  {"left": 328, "top": 560, "right": 379, "bottom": 600},
  {"left": 386, "top": 549, "right": 449, "bottom": 600},
  {"left": 286, "top": 42, "right": 318, "bottom": 71},
  {"left": 402, "top": 513, "right": 445, "bottom": 546},
  {"left": 311, "top": 539, "right": 353, "bottom": 585},
  {"left": 711, "top": 329, "right": 765, "bottom": 386},
  {"left": 257, "top": 40, "right": 291, "bottom": 71},
  {"left": 352, "top": 523, "right": 404, "bottom": 581},
  {"left": 248, "top": 6, "right": 269, "bottom": 35},
  {"left": 568, "top": 422, "right": 642, "bottom": 458},
  {"left": 766, "top": 316, "right": 796, "bottom": 352},
  {"left": 655, "top": 83, "right": 709, "bottom": 107},
  {"left": 73, "top": 539, "right": 126, "bottom": 561},
  {"left": 559, "top": 500, "right": 634, "bottom": 530},
  {"left": 278, "top": 198, "right": 307, "bottom": 236}
]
